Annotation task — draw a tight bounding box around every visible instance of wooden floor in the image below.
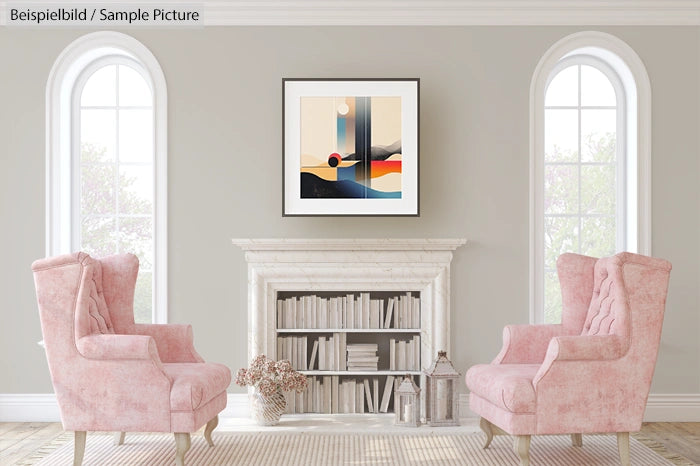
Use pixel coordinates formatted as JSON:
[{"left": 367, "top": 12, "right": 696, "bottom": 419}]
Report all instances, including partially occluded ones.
[
  {"left": 637, "top": 422, "right": 700, "bottom": 464},
  {"left": 0, "top": 422, "right": 698, "bottom": 465}
]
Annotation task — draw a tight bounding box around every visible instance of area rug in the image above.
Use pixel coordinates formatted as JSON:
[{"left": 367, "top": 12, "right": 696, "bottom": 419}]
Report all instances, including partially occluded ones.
[{"left": 25, "top": 431, "right": 677, "bottom": 465}]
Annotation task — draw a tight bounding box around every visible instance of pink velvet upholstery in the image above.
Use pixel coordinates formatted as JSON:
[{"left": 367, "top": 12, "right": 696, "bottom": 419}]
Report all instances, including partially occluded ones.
[
  {"left": 32, "top": 252, "right": 231, "bottom": 435},
  {"left": 466, "top": 252, "right": 671, "bottom": 437}
]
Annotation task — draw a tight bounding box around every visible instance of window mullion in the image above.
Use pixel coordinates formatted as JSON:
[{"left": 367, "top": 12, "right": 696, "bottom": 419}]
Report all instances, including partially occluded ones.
[
  {"left": 577, "top": 64, "right": 582, "bottom": 255},
  {"left": 115, "top": 65, "right": 121, "bottom": 254}
]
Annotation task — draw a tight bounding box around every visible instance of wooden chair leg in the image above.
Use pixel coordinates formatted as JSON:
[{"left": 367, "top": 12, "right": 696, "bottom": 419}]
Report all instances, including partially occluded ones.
[
  {"left": 114, "top": 432, "right": 126, "bottom": 446},
  {"left": 174, "top": 432, "right": 191, "bottom": 466},
  {"left": 73, "top": 431, "right": 86, "bottom": 466},
  {"left": 571, "top": 433, "right": 583, "bottom": 447},
  {"left": 479, "top": 417, "right": 495, "bottom": 449},
  {"left": 513, "top": 435, "right": 531, "bottom": 466},
  {"left": 204, "top": 415, "right": 219, "bottom": 447},
  {"left": 617, "top": 432, "right": 630, "bottom": 466}
]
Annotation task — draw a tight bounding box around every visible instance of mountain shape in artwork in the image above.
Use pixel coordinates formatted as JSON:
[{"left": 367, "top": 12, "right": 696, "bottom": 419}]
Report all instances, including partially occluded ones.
[{"left": 342, "top": 140, "right": 402, "bottom": 161}]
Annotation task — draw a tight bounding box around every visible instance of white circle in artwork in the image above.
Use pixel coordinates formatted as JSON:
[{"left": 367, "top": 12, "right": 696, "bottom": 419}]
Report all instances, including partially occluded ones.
[{"left": 337, "top": 103, "right": 349, "bottom": 115}]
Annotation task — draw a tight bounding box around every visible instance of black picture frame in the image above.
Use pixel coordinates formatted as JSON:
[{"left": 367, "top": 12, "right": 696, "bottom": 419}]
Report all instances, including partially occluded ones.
[{"left": 282, "top": 78, "right": 420, "bottom": 216}]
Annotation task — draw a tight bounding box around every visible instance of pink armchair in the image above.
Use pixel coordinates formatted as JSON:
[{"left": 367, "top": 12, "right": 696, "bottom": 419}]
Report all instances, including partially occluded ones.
[
  {"left": 32, "top": 252, "right": 231, "bottom": 466},
  {"left": 466, "top": 252, "right": 671, "bottom": 466}
]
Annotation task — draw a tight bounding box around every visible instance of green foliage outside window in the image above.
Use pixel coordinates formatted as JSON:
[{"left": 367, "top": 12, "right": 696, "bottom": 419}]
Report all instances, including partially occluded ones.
[
  {"left": 80, "top": 143, "right": 153, "bottom": 323},
  {"left": 544, "top": 132, "right": 617, "bottom": 323}
]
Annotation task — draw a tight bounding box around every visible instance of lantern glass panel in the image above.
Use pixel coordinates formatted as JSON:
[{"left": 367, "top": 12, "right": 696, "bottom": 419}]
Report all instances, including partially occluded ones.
[
  {"left": 400, "top": 394, "right": 413, "bottom": 423},
  {"left": 436, "top": 379, "right": 453, "bottom": 420}
]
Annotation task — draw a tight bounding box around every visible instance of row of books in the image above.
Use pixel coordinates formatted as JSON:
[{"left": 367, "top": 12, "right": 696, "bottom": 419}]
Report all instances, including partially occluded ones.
[
  {"left": 278, "top": 334, "right": 421, "bottom": 372},
  {"left": 277, "top": 334, "right": 348, "bottom": 371},
  {"left": 284, "top": 375, "right": 399, "bottom": 414},
  {"left": 277, "top": 293, "right": 420, "bottom": 329},
  {"left": 389, "top": 336, "right": 421, "bottom": 371}
]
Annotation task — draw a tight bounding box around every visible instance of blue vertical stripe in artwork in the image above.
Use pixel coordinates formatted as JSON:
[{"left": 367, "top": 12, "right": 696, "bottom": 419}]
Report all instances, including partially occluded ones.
[{"left": 337, "top": 117, "right": 346, "bottom": 154}]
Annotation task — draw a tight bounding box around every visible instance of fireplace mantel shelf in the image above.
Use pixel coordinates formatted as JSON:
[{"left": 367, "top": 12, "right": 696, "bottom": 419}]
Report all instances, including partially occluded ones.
[{"left": 231, "top": 238, "right": 466, "bottom": 252}]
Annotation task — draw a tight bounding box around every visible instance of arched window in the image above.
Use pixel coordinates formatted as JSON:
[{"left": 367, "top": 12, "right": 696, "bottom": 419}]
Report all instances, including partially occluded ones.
[
  {"left": 531, "top": 32, "right": 651, "bottom": 324},
  {"left": 47, "top": 32, "right": 167, "bottom": 323}
]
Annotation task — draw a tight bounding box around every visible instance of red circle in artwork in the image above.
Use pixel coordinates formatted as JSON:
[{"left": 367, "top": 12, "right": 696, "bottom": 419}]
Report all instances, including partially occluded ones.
[{"left": 328, "top": 153, "right": 341, "bottom": 167}]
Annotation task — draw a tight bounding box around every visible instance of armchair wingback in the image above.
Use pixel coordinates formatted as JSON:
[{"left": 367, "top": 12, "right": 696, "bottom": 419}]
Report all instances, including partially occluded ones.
[
  {"left": 466, "top": 252, "right": 671, "bottom": 466},
  {"left": 32, "top": 252, "right": 231, "bottom": 466}
]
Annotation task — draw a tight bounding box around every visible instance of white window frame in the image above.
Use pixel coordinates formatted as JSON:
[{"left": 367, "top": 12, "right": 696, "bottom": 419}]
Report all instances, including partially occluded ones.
[
  {"left": 530, "top": 31, "right": 652, "bottom": 324},
  {"left": 46, "top": 31, "right": 168, "bottom": 324}
]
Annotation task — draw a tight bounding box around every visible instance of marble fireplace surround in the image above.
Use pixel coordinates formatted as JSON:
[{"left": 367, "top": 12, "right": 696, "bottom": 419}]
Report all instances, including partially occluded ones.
[{"left": 232, "top": 239, "right": 467, "bottom": 367}]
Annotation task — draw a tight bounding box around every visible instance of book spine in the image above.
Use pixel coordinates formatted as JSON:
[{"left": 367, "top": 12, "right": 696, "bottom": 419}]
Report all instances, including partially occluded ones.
[
  {"left": 302, "top": 335, "right": 308, "bottom": 370},
  {"left": 340, "top": 333, "right": 347, "bottom": 371},
  {"left": 319, "top": 336, "right": 326, "bottom": 370},
  {"left": 411, "top": 297, "right": 420, "bottom": 328},
  {"left": 379, "top": 299, "right": 384, "bottom": 329},
  {"left": 384, "top": 298, "right": 394, "bottom": 329},
  {"left": 413, "top": 335, "right": 420, "bottom": 370},
  {"left": 364, "top": 379, "right": 373, "bottom": 413},
  {"left": 297, "top": 297, "right": 304, "bottom": 329},
  {"left": 346, "top": 294, "right": 355, "bottom": 329},
  {"left": 305, "top": 296, "right": 312, "bottom": 330},
  {"left": 389, "top": 338, "right": 395, "bottom": 371},
  {"left": 362, "top": 293, "right": 370, "bottom": 329},
  {"left": 358, "top": 382, "right": 365, "bottom": 413},
  {"left": 373, "top": 378, "right": 379, "bottom": 414},
  {"left": 314, "top": 297, "right": 323, "bottom": 328},
  {"left": 309, "top": 339, "right": 319, "bottom": 370},
  {"left": 333, "top": 333, "right": 340, "bottom": 372},
  {"left": 380, "top": 375, "right": 395, "bottom": 413},
  {"left": 369, "top": 299, "right": 379, "bottom": 329},
  {"left": 323, "top": 376, "right": 331, "bottom": 414},
  {"left": 342, "top": 296, "right": 347, "bottom": 329},
  {"left": 331, "top": 376, "right": 339, "bottom": 414},
  {"left": 349, "top": 379, "right": 357, "bottom": 413},
  {"left": 277, "top": 299, "right": 284, "bottom": 329}
]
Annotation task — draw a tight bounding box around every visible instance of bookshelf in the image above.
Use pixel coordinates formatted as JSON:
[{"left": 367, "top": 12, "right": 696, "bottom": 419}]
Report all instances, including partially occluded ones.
[{"left": 276, "top": 291, "right": 421, "bottom": 415}]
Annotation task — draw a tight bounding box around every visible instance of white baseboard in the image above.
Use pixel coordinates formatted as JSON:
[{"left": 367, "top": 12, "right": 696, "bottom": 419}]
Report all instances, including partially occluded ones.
[
  {"left": 221, "top": 393, "right": 251, "bottom": 418},
  {"left": 643, "top": 394, "right": 700, "bottom": 422},
  {"left": 2, "top": 392, "right": 700, "bottom": 423},
  {"left": 0, "top": 394, "right": 62, "bottom": 422}
]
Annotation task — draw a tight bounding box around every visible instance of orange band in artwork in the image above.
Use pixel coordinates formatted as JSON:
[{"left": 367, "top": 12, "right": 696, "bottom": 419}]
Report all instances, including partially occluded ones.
[{"left": 370, "top": 160, "right": 402, "bottom": 178}]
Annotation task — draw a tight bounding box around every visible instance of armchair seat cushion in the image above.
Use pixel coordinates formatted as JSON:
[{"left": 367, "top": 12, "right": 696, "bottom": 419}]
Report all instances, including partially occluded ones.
[
  {"left": 164, "top": 362, "right": 232, "bottom": 411},
  {"left": 466, "top": 364, "right": 539, "bottom": 414}
]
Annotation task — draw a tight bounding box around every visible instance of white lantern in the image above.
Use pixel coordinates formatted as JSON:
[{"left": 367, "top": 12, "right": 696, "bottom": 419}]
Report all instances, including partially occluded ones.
[
  {"left": 424, "top": 350, "right": 460, "bottom": 426},
  {"left": 394, "top": 374, "right": 421, "bottom": 427}
]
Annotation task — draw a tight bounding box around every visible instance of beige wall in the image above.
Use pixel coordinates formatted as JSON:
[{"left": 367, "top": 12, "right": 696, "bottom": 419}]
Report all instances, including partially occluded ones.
[{"left": 1, "top": 26, "right": 697, "bottom": 395}]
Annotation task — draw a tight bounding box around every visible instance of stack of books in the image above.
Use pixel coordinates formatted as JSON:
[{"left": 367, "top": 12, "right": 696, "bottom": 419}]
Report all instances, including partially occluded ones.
[{"left": 346, "top": 343, "right": 379, "bottom": 371}]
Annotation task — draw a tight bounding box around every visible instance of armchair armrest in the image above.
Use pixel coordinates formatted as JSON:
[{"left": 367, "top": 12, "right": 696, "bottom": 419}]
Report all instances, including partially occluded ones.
[
  {"left": 533, "top": 334, "right": 627, "bottom": 387},
  {"left": 493, "top": 324, "right": 563, "bottom": 364},
  {"left": 77, "top": 334, "right": 161, "bottom": 361},
  {"left": 543, "top": 334, "right": 626, "bottom": 362},
  {"left": 133, "top": 323, "right": 204, "bottom": 363}
]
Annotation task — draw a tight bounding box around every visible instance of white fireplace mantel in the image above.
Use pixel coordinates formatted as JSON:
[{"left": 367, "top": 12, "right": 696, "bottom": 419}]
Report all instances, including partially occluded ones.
[{"left": 232, "top": 238, "right": 467, "bottom": 366}]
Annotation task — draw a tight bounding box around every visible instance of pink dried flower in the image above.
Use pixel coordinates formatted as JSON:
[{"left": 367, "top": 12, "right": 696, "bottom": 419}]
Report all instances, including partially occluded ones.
[
  {"left": 236, "top": 354, "right": 307, "bottom": 394},
  {"left": 235, "top": 368, "right": 248, "bottom": 386}
]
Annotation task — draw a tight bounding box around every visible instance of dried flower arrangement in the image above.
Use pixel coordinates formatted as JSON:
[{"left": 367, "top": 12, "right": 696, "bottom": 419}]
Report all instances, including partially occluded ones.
[{"left": 235, "top": 354, "right": 308, "bottom": 397}]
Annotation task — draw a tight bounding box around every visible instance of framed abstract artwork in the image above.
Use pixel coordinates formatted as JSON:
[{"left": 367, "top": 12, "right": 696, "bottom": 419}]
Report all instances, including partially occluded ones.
[{"left": 283, "top": 78, "right": 419, "bottom": 216}]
